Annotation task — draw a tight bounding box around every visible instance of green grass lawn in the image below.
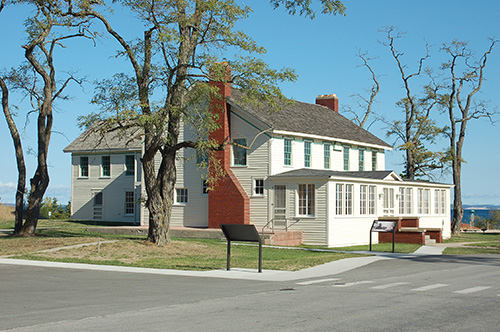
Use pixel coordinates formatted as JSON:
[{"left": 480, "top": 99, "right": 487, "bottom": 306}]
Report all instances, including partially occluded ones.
[
  {"left": 0, "top": 221, "right": 363, "bottom": 271},
  {"left": 443, "top": 232, "right": 500, "bottom": 255}
]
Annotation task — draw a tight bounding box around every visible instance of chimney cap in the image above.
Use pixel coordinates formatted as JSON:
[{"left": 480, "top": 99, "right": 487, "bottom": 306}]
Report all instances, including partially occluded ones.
[{"left": 316, "top": 94, "right": 337, "bottom": 99}]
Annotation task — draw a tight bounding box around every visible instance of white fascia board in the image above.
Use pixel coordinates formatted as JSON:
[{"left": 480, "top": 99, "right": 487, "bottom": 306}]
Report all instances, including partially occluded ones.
[
  {"left": 69, "top": 148, "right": 142, "bottom": 155},
  {"left": 384, "top": 171, "right": 403, "bottom": 181},
  {"left": 272, "top": 130, "right": 392, "bottom": 151}
]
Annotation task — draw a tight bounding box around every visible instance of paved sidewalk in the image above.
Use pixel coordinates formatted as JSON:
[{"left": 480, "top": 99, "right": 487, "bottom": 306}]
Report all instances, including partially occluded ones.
[
  {"left": 0, "top": 244, "right": 448, "bottom": 282},
  {"left": 0, "top": 237, "right": 455, "bottom": 282},
  {"left": 0, "top": 255, "right": 391, "bottom": 282}
]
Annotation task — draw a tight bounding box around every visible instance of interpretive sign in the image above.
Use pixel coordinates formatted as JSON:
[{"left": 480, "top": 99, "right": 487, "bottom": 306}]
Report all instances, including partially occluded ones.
[
  {"left": 369, "top": 220, "right": 398, "bottom": 253},
  {"left": 371, "top": 220, "right": 397, "bottom": 233},
  {"left": 220, "top": 224, "right": 263, "bottom": 273}
]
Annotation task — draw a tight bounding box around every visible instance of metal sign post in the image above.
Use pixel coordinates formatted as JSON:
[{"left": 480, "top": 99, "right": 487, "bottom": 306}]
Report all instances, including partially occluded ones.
[{"left": 220, "top": 224, "right": 263, "bottom": 273}]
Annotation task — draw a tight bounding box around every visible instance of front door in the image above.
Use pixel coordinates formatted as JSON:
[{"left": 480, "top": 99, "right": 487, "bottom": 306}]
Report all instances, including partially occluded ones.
[{"left": 273, "top": 185, "right": 287, "bottom": 222}]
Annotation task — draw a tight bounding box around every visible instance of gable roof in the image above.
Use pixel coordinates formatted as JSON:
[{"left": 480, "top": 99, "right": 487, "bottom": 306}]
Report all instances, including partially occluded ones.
[
  {"left": 64, "top": 123, "right": 143, "bottom": 153},
  {"left": 228, "top": 89, "right": 391, "bottom": 149}
]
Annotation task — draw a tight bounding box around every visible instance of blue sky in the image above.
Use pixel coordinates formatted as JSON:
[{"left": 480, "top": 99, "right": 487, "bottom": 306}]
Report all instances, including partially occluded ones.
[{"left": 0, "top": 0, "right": 499, "bottom": 205}]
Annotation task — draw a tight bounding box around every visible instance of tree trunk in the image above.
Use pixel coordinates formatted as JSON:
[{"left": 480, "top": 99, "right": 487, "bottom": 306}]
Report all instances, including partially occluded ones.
[
  {"left": 451, "top": 177, "right": 463, "bottom": 234},
  {"left": 1, "top": 77, "right": 26, "bottom": 234}
]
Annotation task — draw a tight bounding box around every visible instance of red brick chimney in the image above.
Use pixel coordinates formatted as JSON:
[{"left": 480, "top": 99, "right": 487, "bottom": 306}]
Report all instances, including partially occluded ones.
[
  {"left": 316, "top": 94, "right": 339, "bottom": 112},
  {"left": 208, "top": 63, "right": 250, "bottom": 228}
]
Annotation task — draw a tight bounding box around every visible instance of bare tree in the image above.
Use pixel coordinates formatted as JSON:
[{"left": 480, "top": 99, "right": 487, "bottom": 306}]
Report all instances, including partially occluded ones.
[
  {"left": 439, "top": 39, "right": 498, "bottom": 234},
  {"left": 344, "top": 50, "right": 380, "bottom": 129},
  {"left": 383, "top": 27, "right": 444, "bottom": 180},
  {"left": 0, "top": 77, "right": 26, "bottom": 234},
  {"left": 1, "top": 0, "right": 89, "bottom": 235}
]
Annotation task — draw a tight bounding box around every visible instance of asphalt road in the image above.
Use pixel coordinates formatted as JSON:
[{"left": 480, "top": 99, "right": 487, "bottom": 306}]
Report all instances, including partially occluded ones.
[{"left": 1, "top": 254, "right": 499, "bottom": 331}]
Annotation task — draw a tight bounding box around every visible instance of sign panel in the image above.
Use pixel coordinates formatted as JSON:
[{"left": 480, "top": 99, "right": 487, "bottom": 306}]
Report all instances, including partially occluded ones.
[{"left": 371, "top": 220, "right": 397, "bottom": 233}]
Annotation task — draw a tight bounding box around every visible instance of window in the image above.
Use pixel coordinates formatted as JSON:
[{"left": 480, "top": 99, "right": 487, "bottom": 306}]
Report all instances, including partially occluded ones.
[
  {"left": 94, "top": 192, "right": 103, "bottom": 206},
  {"left": 440, "top": 190, "right": 446, "bottom": 215},
  {"left": 424, "top": 189, "right": 430, "bottom": 214},
  {"left": 368, "top": 186, "right": 376, "bottom": 215},
  {"left": 125, "top": 191, "right": 134, "bottom": 215},
  {"left": 336, "top": 183, "right": 354, "bottom": 215},
  {"left": 359, "top": 149, "right": 364, "bottom": 171},
  {"left": 80, "top": 156, "right": 88, "bottom": 177},
  {"left": 202, "top": 180, "right": 209, "bottom": 195},
  {"left": 233, "top": 139, "right": 247, "bottom": 166},
  {"left": 101, "top": 156, "right": 111, "bottom": 177},
  {"left": 125, "top": 155, "right": 135, "bottom": 176},
  {"left": 343, "top": 146, "right": 349, "bottom": 171},
  {"left": 336, "top": 184, "right": 343, "bottom": 215},
  {"left": 196, "top": 150, "right": 209, "bottom": 166},
  {"left": 345, "top": 184, "right": 353, "bottom": 215},
  {"left": 324, "top": 144, "right": 331, "bottom": 169},
  {"left": 417, "top": 189, "right": 423, "bottom": 214},
  {"left": 304, "top": 141, "right": 311, "bottom": 167},
  {"left": 254, "top": 179, "right": 264, "bottom": 196},
  {"left": 176, "top": 188, "right": 188, "bottom": 204},
  {"left": 399, "top": 187, "right": 405, "bottom": 215},
  {"left": 360, "top": 185, "right": 367, "bottom": 215},
  {"left": 284, "top": 138, "right": 292, "bottom": 166},
  {"left": 298, "top": 184, "right": 315, "bottom": 216},
  {"left": 406, "top": 188, "right": 413, "bottom": 215},
  {"left": 434, "top": 189, "right": 440, "bottom": 215},
  {"left": 372, "top": 151, "right": 377, "bottom": 171},
  {"left": 383, "top": 188, "right": 394, "bottom": 215}
]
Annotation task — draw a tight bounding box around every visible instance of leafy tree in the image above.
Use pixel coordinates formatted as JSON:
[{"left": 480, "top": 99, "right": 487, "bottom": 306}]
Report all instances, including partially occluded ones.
[
  {"left": 65, "top": 0, "right": 344, "bottom": 246},
  {"left": 1, "top": 0, "right": 89, "bottom": 235},
  {"left": 40, "top": 197, "right": 71, "bottom": 219},
  {"left": 438, "top": 39, "right": 498, "bottom": 234}
]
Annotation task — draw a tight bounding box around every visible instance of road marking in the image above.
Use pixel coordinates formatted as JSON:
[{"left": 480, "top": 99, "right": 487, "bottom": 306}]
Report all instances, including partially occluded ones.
[
  {"left": 411, "top": 283, "right": 449, "bottom": 292},
  {"left": 333, "top": 280, "right": 374, "bottom": 287},
  {"left": 296, "top": 278, "right": 339, "bottom": 285},
  {"left": 454, "top": 286, "right": 491, "bottom": 294},
  {"left": 370, "top": 282, "right": 410, "bottom": 290}
]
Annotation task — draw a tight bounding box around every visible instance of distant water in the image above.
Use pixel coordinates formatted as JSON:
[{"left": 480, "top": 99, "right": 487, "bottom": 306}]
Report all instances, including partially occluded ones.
[{"left": 456, "top": 209, "right": 492, "bottom": 224}]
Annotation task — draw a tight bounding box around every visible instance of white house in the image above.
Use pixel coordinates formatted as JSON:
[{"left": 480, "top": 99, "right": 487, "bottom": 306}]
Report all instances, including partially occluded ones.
[{"left": 64, "top": 80, "right": 452, "bottom": 247}]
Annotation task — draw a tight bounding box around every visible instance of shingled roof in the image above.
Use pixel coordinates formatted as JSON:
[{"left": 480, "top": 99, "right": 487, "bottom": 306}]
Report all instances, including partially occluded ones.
[
  {"left": 228, "top": 89, "right": 391, "bottom": 149},
  {"left": 64, "top": 123, "right": 143, "bottom": 153}
]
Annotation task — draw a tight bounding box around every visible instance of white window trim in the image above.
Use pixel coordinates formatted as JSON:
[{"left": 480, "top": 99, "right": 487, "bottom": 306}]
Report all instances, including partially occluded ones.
[
  {"left": 100, "top": 156, "right": 111, "bottom": 178},
  {"left": 125, "top": 155, "right": 135, "bottom": 177},
  {"left": 252, "top": 178, "right": 265, "bottom": 197},
  {"left": 284, "top": 138, "right": 293, "bottom": 166},
  {"left": 232, "top": 138, "right": 247, "bottom": 167},
  {"left": 79, "top": 156, "right": 89, "bottom": 178},
  {"left": 124, "top": 191, "right": 135, "bottom": 216},
  {"left": 297, "top": 183, "right": 316, "bottom": 218},
  {"left": 174, "top": 188, "right": 188, "bottom": 205}
]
